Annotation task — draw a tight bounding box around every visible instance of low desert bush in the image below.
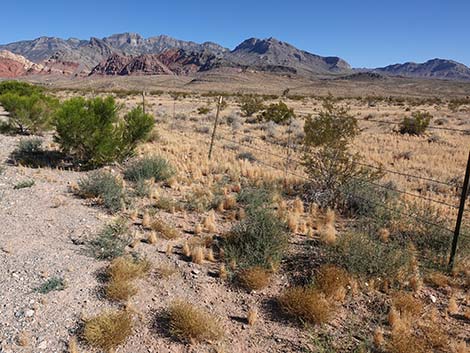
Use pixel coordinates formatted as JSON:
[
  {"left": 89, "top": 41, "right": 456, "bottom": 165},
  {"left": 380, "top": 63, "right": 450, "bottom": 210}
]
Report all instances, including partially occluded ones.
[
  {"left": 224, "top": 206, "right": 288, "bottom": 270},
  {"left": 10, "top": 138, "right": 63, "bottom": 168},
  {"left": 237, "top": 266, "right": 272, "bottom": 291},
  {"left": 124, "top": 156, "right": 174, "bottom": 183},
  {"left": 13, "top": 179, "right": 35, "bottom": 189},
  {"left": 278, "top": 286, "right": 333, "bottom": 325},
  {"left": 167, "top": 301, "right": 223, "bottom": 343},
  {"left": 87, "top": 222, "right": 131, "bottom": 260},
  {"left": 387, "top": 326, "right": 427, "bottom": 353},
  {"left": 258, "top": 101, "right": 295, "bottom": 124},
  {"left": 54, "top": 97, "right": 154, "bottom": 167},
  {"left": 399, "top": 111, "right": 432, "bottom": 136},
  {"left": 76, "top": 171, "right": 124, "bottom": 213},
  {"left": 239, "top": 95, "right": 265, "bottom": 117},
  {"left": 36, "top": 277, "right": 65, "bottom": 294},
  {"left": 324, "top": 232, "right": 413, "bottom": 280},
  {"left": 83, "top": 310, "right": 133, "bottom": 351}
]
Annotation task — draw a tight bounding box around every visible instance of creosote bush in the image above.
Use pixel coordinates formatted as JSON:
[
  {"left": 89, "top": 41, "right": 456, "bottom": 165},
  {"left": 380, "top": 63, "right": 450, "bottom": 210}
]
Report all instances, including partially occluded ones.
[
  {"left": 278, "top": 286, "right": 333, "bottom": 325},
  {"left": 239, "top": 95, "right": 265, "bottom": 117},
  {"left": 124, "top": 155, "right": 174, "bottom": 183},
  {"left": 399, "top": 111, "right": 432, "bottom": 136},
  {"left": 54, "top": 97, "right": 154, "bottom": 167},
  {"left": 83, "top": 310, "right": 133, "bottom": 351},
  {"left": 0, "top": 81, "right": 59, "bottom": 134},
  {"left": 76, "top": 171, "right": 124, "bottom": 213},
  {"left": 167, "top": 301, "right": 223, "bottom": 343},
  {"left": 302, "top": 96, "right": 380, "bottom": 208},
  {"left": 258, "top": 101, "right": 295, "bottom": 124}
]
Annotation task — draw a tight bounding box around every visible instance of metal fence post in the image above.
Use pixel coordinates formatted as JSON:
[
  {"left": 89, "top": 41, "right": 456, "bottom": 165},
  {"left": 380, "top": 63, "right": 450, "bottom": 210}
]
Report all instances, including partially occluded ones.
[
  {"left": 142, "top": 91, "right": 146, "bottom": 114},
  {"left": 208, "top": 96, "right": 223, "bottom": 160},
  {"left": 449, "top": 151, "right": 470, "bottom": 270}
]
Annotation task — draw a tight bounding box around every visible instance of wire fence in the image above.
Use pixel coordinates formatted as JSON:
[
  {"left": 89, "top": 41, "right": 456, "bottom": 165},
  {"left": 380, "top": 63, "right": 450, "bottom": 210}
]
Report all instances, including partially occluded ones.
[{"left": 162, "top": 97, "right": 470, "bottom": 270}]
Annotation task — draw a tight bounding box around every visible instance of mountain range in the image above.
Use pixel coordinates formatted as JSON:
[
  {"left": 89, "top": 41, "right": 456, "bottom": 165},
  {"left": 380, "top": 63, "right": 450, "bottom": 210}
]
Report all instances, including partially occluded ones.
[{"left": 1, "top": 32, "right": 469, "bottom": 81}]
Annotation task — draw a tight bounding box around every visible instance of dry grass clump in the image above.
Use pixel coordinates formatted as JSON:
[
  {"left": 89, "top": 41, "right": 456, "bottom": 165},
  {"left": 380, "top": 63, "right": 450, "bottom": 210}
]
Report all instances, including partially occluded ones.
[
  {"left": 237, "top": 267, "right": 272, "bottom": 291},
  {"left": 68, "top": 336, "right": 78, "bottom": 353},
  {"left": 448, "top": 296, "right": 459, "bottom": 315},
  {"left": 426, "top": 272, "right": 450, "bottom": 288},
  {"left": 278, "top": 286, "right": 333, "bottom": 325},
  {"left": 247, "top": 307, "right": 258, "bottom": 326},
  {"left": 387, "top": 325, "right": 427, "bottom": 353},
  {"left": 155, "top": 264, "right": 178, "bottom": 279},
  {"left": 105, "top": 279, "right": 137, "bottom": 302},
  {"left": 107, "top": 256, "right": 151, "bottom": 281},
  {"left": 105, "top": 256, "right": 150, "bottom": 301},
  {"left": 373, "top": 327, "right": 384, "bottom": 348},
  {"left": 314, "top": 264, "right": 349, "bottom": 300},
  {"left": 150, "top": 219, "right": 179, "bottom": 239},
  {"left": 391, "top": 291, "right": 423, "bottom": 318},
  {"left": 191, "top": 246, "right": 205, "bottom": 264},
  {"left": 167, "top": 301, "right": 223, "bottom": 343},
  {"left": 83, "top": 310, "right": 133, "bottom": 351},
  {"left": 420, "top": 319, "right": 450, "bottom": 349}
]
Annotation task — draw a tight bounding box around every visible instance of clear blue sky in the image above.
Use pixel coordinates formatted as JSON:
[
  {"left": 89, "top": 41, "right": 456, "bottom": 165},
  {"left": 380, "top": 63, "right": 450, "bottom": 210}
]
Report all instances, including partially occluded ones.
[{"left": 1, "top": 0, "right": 469, "bottom": 68}]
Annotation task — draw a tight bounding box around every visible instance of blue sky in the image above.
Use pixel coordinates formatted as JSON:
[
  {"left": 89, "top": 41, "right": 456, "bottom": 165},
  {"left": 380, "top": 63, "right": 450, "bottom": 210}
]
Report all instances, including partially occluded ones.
[{"left": 1, "top": 0, "right": 469, "bottom": 68}]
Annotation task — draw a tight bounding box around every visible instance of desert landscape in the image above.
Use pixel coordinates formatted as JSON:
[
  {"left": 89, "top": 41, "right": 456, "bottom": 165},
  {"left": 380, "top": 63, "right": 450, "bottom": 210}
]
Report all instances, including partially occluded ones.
[{"left": 0, "top": 7, "right": 470, "bottom": 353}]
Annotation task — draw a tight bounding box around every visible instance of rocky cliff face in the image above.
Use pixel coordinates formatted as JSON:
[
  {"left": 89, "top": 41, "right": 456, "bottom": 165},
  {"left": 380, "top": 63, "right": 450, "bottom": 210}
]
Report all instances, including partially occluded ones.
[
  {"left": 0, "top": 50, "right": 43, "bottom": 77},
  {"left": 90, "top": 49, "right": 222, "bottom": 76}
]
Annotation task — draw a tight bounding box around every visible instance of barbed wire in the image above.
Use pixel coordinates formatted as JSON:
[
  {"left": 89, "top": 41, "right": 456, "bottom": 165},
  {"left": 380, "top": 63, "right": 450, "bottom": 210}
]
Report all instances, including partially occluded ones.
[
  {"left": 357, "top": 117, "right": 470, "bottom": 133},
  {"left": 216, "top": 132, "right": 461, "bottom": 209},
  {"left": 217, "top": 125, "right": 462, "bottom": 189}
]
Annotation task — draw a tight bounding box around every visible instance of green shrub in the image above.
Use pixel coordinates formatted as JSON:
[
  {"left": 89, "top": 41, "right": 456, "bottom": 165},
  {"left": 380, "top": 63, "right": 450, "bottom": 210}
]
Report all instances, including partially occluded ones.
[
  {"left": 10, "top": 138, "right": 62, "bottom": 168},
  {"left": 302, "top": 97, "right": 380, "bottom": 208},
  {"left": 77, "top": 171, "right": 124, "bottom": 213},
  {"left": 399, "top": 111, "right": 432, "bottom": 135},
  {"left": 197, "top": 106, "right": 211, "bottom": 115},
  {"left": 13, "top": 179, "right": 35, "bottom": 189},
  {"left": 0, "top": 88, "right": 58, "bottom": 134},
  {"left": 0, "top": 81, "right": 44, "bottom": 96},
  {"left": 224, "top": 206, "right": 288, "bottom": 270},
  {"left": 258, "top": 101, "right": 295, "bottom": 124},
  {"left": 36, "top": 277, "right": 65, "bottom": 294},
  {"left": 87, "top": 222, "right": 131, "bottom": 260},
  {"left": 54, "top": 97, "right": 154, "bottom": 167},
  {"left": 124, "top": 156, "right": 174, "bottom": 183},
  {"left": 239, "top": 95, "right": 265, "bottom": 117},
  {"left": 324, "top": 232, "right": 412, "bottom": 279}
]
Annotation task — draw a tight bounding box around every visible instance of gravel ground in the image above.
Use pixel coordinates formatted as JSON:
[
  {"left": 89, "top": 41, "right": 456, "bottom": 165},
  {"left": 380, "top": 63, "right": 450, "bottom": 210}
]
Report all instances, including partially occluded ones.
[{"left": 0, "top": 134, "right": 110, "bottom": 352}]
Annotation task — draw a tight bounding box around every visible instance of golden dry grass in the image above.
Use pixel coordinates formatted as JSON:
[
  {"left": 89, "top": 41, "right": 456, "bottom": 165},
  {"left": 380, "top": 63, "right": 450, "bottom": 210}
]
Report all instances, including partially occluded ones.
[
  {"left": 150, "top": 219, "right": 179, "bottom": 239},
  {"left": 237, "top": 267, "right": 272, "bottom": 291},
  {"left": 167, "top": 300, "right": 223, "bottom": 343},
  {"left": 83, "top": 310, "right": 133, "bottom": 351},
  {"left": 105, "top": 279, "right": 137, "bottom": 302},
  {"left": 391, "top": 291, "right": 423, "bottom": 318},
  {"left": 314, "top": 264, "right": 349, "bottom": 300},
  {"left": 278, "top": 286, "right": 333, "bottom": 325}
]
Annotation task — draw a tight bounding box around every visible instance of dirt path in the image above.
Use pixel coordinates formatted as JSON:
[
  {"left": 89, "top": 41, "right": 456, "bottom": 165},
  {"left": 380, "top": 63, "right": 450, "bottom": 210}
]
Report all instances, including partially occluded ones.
[{"left": 0, "top": 134, "right": 110, "bottom": 352}]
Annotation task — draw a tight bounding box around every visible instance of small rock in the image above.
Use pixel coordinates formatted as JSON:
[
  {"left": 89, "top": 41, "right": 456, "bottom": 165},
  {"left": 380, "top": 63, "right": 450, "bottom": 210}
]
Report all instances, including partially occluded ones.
[
  {"left": 430, "top": 295, "right": 437, "bottom": 303},
  {"left": 37, "top": 341, "right": 47, "bottom": 350},
  {"left": 24, "top": 309, "right": 35, "bottom": 318}
]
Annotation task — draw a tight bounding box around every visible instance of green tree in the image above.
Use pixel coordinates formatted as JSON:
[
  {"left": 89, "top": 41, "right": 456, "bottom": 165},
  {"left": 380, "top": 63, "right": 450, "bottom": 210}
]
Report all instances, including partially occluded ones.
[
  {"left": 54, "top": 97, "right": 154, "bottom": 167},
  {"left": 0, "top": 81, "right": 58, "bottom": 134}
]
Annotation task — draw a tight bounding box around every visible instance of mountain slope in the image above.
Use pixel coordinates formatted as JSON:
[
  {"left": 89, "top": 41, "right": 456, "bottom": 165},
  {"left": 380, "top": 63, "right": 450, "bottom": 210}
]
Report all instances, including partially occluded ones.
[
  {"left": 0, "top": 50, "right": 43, "bottom": 77},
  {"left": 227, "top": 37, "right": 351, "bottom": 75},
  {"left": 375, "top": 59, "right": 470, "bottom": 81},
  {"left": 90, "top": 49, "right": 223, "bottom": 76}
]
